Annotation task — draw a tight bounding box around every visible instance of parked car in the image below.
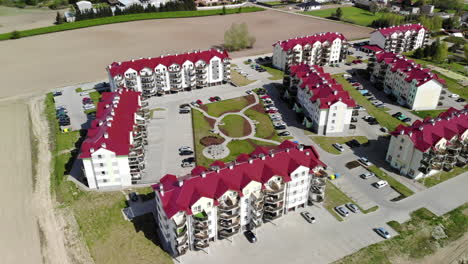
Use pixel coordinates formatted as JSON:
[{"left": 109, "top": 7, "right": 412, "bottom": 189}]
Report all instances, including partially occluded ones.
[
  {"left": 274, "top": 125, "right": 286, "bottom": 130},
  {"left": 345, "top": 62, "right": 352, "bottom": 66},
  {"left": 266, "top": 107, "right": 278, "bottom": 111},
  {"left": 179, "top": 146, "right": 192, "bottom": 152},
  {"left": 380, "top": 127, "right": 388, "bottom": 133},
  {"left": 375, "top": 227, "right": 391, "bottom": 239},
  {"left": 82, "top": 97, "right": 92, "bottom": 103},
  {"left": 402, "top": 117, "right": 412, "bottom": 123},
  {"left": 456, "top": 98, "right": 465, "bottom": 102},
  {"left": 332, "top": 143, "right": 344, "bottom": 152},
  {"left": 53, "top": 90, "right": 63, "bottom": 96},
  {"left": 346, "top": 203, "right": 360, "bottom": 213},
  {"left": 246, "top": 90, "right": 253, "bottom": 95},
  {"left": 196, "top": 99, "right": 203, "bottom": 105},
  {"left": 396, "top": 114, "right": 407, "bottom": 121},
  {"left": 179, "top": 150, "right": 194, "bottom": 156},
  {"left": 209, "top": 97, "right": 218, "bottom": 102},
  {"left": 278, "top": 131, "right": 290, "bottom": 136},
  {"left": 179, "top": 103, "right": 190, "bottom": 108},
  {"left": 369, "top": 120, "right": 379, "bottom": 125},
  {"left": 266, "top": 109, "right": 278, "bottom": 114},
  {"left": 182, "top": 157, "right": 196, "bottom": 164},
  {"left": 244, "top": 231, "right": 257, "bottom": 243},
  {"left": 360, "top": 172, "right": 375, "bottom": 179},
  {"left": 358, "top": 157, "right": 372, "bottom": 166},
  {"left": 274, "top": 121, "right": 286, "bottom": 127},
  {"left": 373, "top": 180, "right": 388, "bottom": 189},
  {"left": 300, "top": 212, "right": 316, "bottom": 223},
  {"left": 352, "top": 59, "right": 363, "bottom": 64},
  {"left": 351, "top": 117, "right": 358, "bottom": 123},
  {"left": 349, "top": 124, "right": 356, "bottom": 129},
  {"left": 449, "top": 94, "right": 460, "bottom": 98},
  {"left": 181, "top": 162, "right": 195, "bottom": 168},
  {"left": 335, "top": 206, "right": 350, "bottom": 217},
  {"left": 179, "top": 108, "right": 190, "bottom": 114},
  {"left": 271, "top": 117, "right": 282, "bottom": 122},
  {"left": 269, "top": 114, "right": 281, "bottom": 119},
  {"left": 129, "top": 192, "right": 139, "bottom": 202}
]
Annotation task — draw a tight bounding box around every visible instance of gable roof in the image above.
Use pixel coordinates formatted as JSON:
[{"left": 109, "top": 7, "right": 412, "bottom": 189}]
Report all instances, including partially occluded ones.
[
  {"left": 107, "top": 49, "right": 230, "bottom": 77},
  {"left": 152, "top": 141, "right": 326, "bottom": 218},
  {"left": 390, "top": 107, "right": 468, "bottom": 152},
  {"left": 79, "top": 88, "right": 141, "bottom": 159},
  {"left": 290, "top": 64, "right": 356, "bottom": 109},
  {"left": 273, "top": 32, "right": 347, "bottom": 51},
  {"left": 374, "top": 23, "right": 427, "bottom": 37},
  {"left": 375, "top": 52, "right": 445, "bottom": 86}
]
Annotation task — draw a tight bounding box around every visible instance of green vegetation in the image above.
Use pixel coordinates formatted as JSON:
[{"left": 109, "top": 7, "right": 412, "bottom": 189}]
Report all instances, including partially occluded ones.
[
  {"left": 333, "top": 74, "right": 406, "bottom": 131},
  {"left": 367, "top": 165, "right": 414, "bottom": 198},
  {"left": 262, "top": 1, "right": 285, "bottom": 6},
  {"left": 0, "top": 7, "right": 264, "bottom": 41},
  {"left": 336, "top": 204, "right": 468, "bottom": 264},
  {"left": 324, "top": 181, "right": 378, "bottom": 221},
  {"left": 45, "top": 92, "right": 173, "bottom": 264},
  {"left": 304, "top": 7, "right": 403, "bottom": 27},
  {"left": 418, "top": 167, "right": 468, "bottom": 187},
  {"left": 75, "top": 87, "right": 83, "bottom": 93},
  {"left": 192, "top": 109, "right": 219, "bottom": 166},
  {"left": 231, "top": 70, "right": 256, "bottom": 86},
  {"left": 260, "top": 64, "right": 284, "bottom": 80},
  {"left": 444, "top": 36, "right": 467, "bottom": 45},
  {"left": 223, "top": 22, "right": 256, "bottom": 51},
  {"left": 412, "top": 109, "right": 447, "bottom": 119},
  {"left": 220, "top": 115, "right": 249, "bottom": 138},
  {"left": 433, "top": 70, "right": 468, "bottom": 100},
  {"left": 204, "top": 96, "right": 251, "bottom": 117},
  {"left": 311, "top": 136, "right": 368, "bottom": 155},
  {"left": 244, "top": 108, "right": 292, "bottom": 142}
]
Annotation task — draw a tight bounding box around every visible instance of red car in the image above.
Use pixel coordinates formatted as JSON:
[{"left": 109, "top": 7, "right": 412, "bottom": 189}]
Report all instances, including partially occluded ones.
[
  {"left": 82, "top": 97, "right": 91, "bottom": 103},
  {"left": 261, "top": 95, "right": 270, "bottom": 99},
  {"left": 196, "top": 99, "right": 203, "bottom": 105},
  {"left": 352, "top": 83, "right": 361, "bottom": 87},
  {"left": 352, "top": 60, "right": 363, "bottom": 64},
  {"left": 266, "top": 109, "right": 278, "bottom": 114},
  {"left": 209, "top": 97, "right": 217, "bottom": 102}
]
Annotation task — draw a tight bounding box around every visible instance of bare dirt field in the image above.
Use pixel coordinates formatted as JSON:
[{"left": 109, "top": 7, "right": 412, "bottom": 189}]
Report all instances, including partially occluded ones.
[
  {"left": 0, "top": 9, "right": 371, "bottom": 99},
  {"left": 0, "top": 6, "right": 58, "bottom": 34}
]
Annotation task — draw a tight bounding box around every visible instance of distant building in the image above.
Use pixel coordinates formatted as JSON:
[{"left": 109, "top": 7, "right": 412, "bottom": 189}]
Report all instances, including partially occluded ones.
[
  {"left": 79, "top": 89, "right": 149, "bottom": 189},
  {"left": 107, "top": 49, "right": 231, "bottom": 97},
  {"left": 76, "top": 0, "right": 93, "bottom": 11},
  {"left": 369, "top": 23, "right": 429, "bottom": 53},
  {"left": 272, "top": 32, "right": 348, "bottom": 71},
  {"left": 284, "top": 64, "right": 356, "bottom": 135},
  {"left": 386, "top": 107, "right": 468, "bottom": 179},
  {"left": 296, "top": 1, "right": 321, "bottom": 11},
  {"left": 368, "top": 52, "right": 445, "bottom": 110},
  {"left": 153, "top": 141, "right": 326, "bottom": 257}
]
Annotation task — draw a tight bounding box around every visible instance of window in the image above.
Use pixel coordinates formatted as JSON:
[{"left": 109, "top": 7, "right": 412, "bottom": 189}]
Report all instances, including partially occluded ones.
[
  {"left": 331, "top": 120, "right": 335, "bottom": 124},
  {"left": 101, "top": 171, "right": 106, "bottom": 175},
  {"left": 98, "top": 155, "right": 102, "bottom": 159},
  {"left": 100, "top": 163, "right": 104, "bottom": 167},
  {"left": 332, "top": 113, "right": 336, "bottom": 117},
  {"left": 102, "top": 179, "right": 108, "bottom": 183},
  {"left": 399, "top": 146, "right": 403, "bottom": 151}
]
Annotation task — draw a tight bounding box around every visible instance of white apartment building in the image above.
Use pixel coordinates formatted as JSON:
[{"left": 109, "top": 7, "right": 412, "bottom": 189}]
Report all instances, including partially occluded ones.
[
  {"left": 107, "top": 49, "right": 231, "bottom": 97},
  {"left": 153, "top": 141, "right": 326, "bottom": 257},
  {"left": 369, "top": 24, "right": 429, "bottom": 53},
  {"left": 386, "top": 107, "right": 468, "bottom": 179},
  {"left": 369, "top": 52, "right": 444, "bottom": 110},
  {"left": 272, "top": 32, "right": 348, "bottom": 71},
  {"left": 284, "top": 64, "right": 356, "bottom": 135},
  {"left": 79, "top": 89, "right": 150, "bottom": 189}
]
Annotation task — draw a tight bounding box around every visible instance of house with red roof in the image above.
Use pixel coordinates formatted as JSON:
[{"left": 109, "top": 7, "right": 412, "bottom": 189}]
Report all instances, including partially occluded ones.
[
  {"left": 369, "top": 52, "right": 444, "bottom": 110},
  {"left": 79, "top": 88, "right": 149, "bottom": 189},
  {"left": 369, "top": 23, "right": 429, "bottom": 53},
  {"left": 272, "top": 32, "right": 348, "bottom": 71},
  {"left": 285, "top": 64, "right": 356, "bottom": 135},
  {"left": 386, "top": 107, "right": 468, "bottom": 179},
  {"left": 107, "top": 49, "right": 231, "bottom": 97},
  {"left": 152, "top": 141, "right": 326, "bottom": 256}
]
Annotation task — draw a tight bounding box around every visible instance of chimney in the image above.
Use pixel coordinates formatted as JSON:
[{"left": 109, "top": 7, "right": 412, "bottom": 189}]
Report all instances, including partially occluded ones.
[
  {"left": 305, "top": 151, "right": 310, "bottom": 156},
  {"left": 159, "top": 185, "right": 164, "bottom": 196},
  {"left": 248, "top": 159, "right": 253, "bottom": 164},
  {"left": 90, "top": 148, "right": 95, "bottom": 153},
  {"left": 104, "top": 132, "right": 109, "bottom": 139},
  {"left": 201, "top": 172, "right": 206, "bottom": 178},
  {"left": 270, "top": 150, "right": 275, "bottom": 158},
  {"left": 298, "top": 145, "right": 304, "bottom": 151},
  {"left": 99, "top": 120, "right": 103, "bottom": 126},
  {"left": 261, "top": 155, "right": 266, "bottom": 160},
  {"left": 178, "top": 179, "right": 184, "bottom": 187},
  {"left": 107, "top": 122, "right": 112, "bottom": 127},
  {"left": 419, "top": 126, "right": 424, "bottom": 131},
  {"left": 286, "top": 148, "right": 290, "bottom": 153},
  {"left": 101, "top": 143, "right": 106, "bottom": 148},
  {"left": 229, "top": 164, "right": 234, "bottom": 170}
]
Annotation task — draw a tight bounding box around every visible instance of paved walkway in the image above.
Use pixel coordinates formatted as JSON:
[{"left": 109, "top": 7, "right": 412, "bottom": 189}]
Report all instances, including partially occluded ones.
[{"left": 195, "top": 93, "right": 280, "bottom": 159}]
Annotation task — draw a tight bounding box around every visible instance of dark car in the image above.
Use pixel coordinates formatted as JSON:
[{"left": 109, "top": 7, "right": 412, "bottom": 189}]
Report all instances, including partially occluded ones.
[
  {"left": 274, "top": 125, "right": 286, "bottom": 130},
  {"left": 402, "top": 117, "right": 412, "bottom": 122},
  {"left": 53, "top": 90, "right": 62, "bottom": 96},
  {"left": 278, "top": 131, "right": 290, "bottom": 136},
  {"left": 244, "top": 231, "right": 257, "bottom": 243},
  {"left": 345, "top": 141, "right": 354, "bottom": 148},
  {"left": 179, "top": 108, "right": 190, "bottom": 114},
  {"left": 179, "top": 103, "right": 190, "bottom": 108},
  {"left": 129, "top": 192, "right": 139, "bottom": 202},
  {"left": 456, "top": 98, "right": 465, "bottom": 102},
  {"left": 351, "top": 117, "right": 358, "bottom": 123},
  {"left": 183, "top": 157, "right": 196, "bottom": 163},
  {"left": 369, "top": 120, "right": 379, "bottom": 125},
  {"left": 179, "top": 150, "right": 194, "bottom": 156},
  {"left": 392, "top": 112, "right": 402, "bottom": 118},
  {"left": 349, "top": 124, "right": 356, "bottom": 129}
]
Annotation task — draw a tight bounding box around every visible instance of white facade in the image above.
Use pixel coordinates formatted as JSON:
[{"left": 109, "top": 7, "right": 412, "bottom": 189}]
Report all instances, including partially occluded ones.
[
  {"left": 370, "top": 24, "right": 429, "bottom": 53},
  {"left": 272, "top": 33, "right": 348, "bottom": 71},
  {"left": 108, "top": 49, "right": 231, "bottom": 97},
  {"left": 82, "top": 149, "right": 132, "bottom": 189}
]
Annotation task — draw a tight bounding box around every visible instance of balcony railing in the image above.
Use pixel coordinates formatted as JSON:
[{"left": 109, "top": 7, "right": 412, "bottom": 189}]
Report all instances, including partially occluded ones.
[
  {"left": 193, "top": 212, "right": 208, "bottom": 222},
  {"left": 194, "top": 222, "right": 209, "bottom": 230},
  {"left": 176, "top": 226, "right": 188, "bottom": 238},
  {"left": 219, "top": 210, "right": 240, "bottom": 220},
  {"left": 218, "top": 226, "right": 240, "bottom": 238},
  {"left": 194, "top": 240, "right": 209, "bottom": 249},
  {"left": 264, "top": 211, "right": 283, "bottom": 221},
  {"left": 194, "top": 231, "right": 209, "bottom": 240}
]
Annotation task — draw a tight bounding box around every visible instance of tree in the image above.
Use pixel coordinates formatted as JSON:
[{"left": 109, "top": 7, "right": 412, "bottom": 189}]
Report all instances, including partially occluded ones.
[
  {"left": 55, "top": 11, "right": 64, "bottom": 25},
  {"left": 334, "top": 7, "right": 343, "bottom": 20},
  {"left": 442, "top": 16, "right": 461, "bottom": 29},
  {"left": 369, "top": 2, "right": 379, "bottom": 15},
  {"left": 10, "top": 30, "right": 21, "bottom": 39},
  {"left": 224, "top": 23, "right": 256, "bottom": 51},
  {"left": 448, "top": 43, "right": 461, "bottom": 53},
  {"left": 464, "top": 44, "right": 468, "bottom": 62},
  {"left": 433, "top": 41, "right": 448, "bottom": 63},
  {"left": 413, "top": 48, "right": 424, "bottom": 58},
  {"left": 222, "top": 4, "right": 226, "bottom": 15}
]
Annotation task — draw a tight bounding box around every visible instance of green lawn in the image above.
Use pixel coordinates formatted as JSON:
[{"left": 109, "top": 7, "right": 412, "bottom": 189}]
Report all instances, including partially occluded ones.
[
  {"left": 433, "top": 71, "right": 468, "bottom": 100},
  {"left": 333, "top": 74, "right": 406, "bottom": 131},
  {"left": 412, "top": 109, "right": 447, "bottom": 119},
  {"left": 262, "top": 1, "right": 285, "bottom": 6},
  {"left": 336, "top": 205, "right": 468, "bottom": 263},
  {"left": 418, "top": 167, "right": 468, "bottom": 188},
  {"left": 192, "top": 109, "right": 220, "bottom": 166},
  {"left": 0, "top": 7, "right": 264, "bottom": 40},
  {"left": 311, "top": 136, "right": 368, "bottom": 155},
  {"left": 304, "top": 7, "right": 387, "bottom": 27},
  {"left": 231, "top": 70, "right": 256, "bottom": 87},
  {"left": 260, "top": 64, "right": 284, "bottom": 80},
  {"left": 404, "top": 54, "right": 468, "bottom": 78},
  {"left": 203, "top": 96, "right": 252, "bottom": 117},
  {"left": 324, "top": 181, "right": 378, "bottom": 221},
  {"left": 220, "top": 115, "right": 249, "bottom": 138},
  {"left": 367, "top": 165, "right": 414, "bottom": 198}
]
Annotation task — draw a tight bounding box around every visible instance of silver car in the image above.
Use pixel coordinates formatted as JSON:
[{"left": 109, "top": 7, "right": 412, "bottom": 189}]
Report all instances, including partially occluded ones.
[
  {"left": 346, "top": 203, "right": 359, "bottom": 213},
  {"left": 300, "top": 212, "right": 316, "bottom": 223},
  {"left": 335, "top": 206, "right": 350, "bottom": 217},
  {"left": 360, "top": 172, "right": 375, "bottom": 179}
]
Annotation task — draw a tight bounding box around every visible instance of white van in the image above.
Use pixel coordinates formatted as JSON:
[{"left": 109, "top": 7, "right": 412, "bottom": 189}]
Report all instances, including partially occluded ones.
[{"left": 374, "top": 180, "right": 388, "bottom": 189}]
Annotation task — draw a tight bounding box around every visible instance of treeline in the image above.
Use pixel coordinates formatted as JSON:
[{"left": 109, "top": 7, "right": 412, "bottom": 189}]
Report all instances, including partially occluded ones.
[
  {"left": 412, "top": 38, "right": 448, "bottom": 63},
  {"left": 74, "top": 0, "right": 196, "bottom": 22}
]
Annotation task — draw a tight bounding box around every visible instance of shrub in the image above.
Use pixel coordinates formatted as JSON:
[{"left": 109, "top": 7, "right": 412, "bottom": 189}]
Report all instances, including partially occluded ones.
[
  {"left": 10, "top": 31, "right": 21, "bottom": 39},
  {"left": 224, "top": 22, "right": 256, "bottom": 51}
]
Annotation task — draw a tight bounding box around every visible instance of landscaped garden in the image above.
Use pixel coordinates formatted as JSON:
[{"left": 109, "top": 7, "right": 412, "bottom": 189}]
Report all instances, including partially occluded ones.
[
  {"left": 201, "top": 95, "right": 254, "bottom": 117},
  {"left": 219, "top": 115, "right": 251, "bottom": 138}
]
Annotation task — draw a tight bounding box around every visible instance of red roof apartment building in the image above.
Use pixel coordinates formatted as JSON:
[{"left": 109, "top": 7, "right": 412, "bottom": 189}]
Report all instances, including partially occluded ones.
[{"left": 369, "top": 23, "right": 430, "bottom": 53}]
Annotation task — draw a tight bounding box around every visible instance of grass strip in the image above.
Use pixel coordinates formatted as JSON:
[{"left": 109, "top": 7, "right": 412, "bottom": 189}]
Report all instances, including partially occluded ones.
[
  {"left": 417, "top": 167, "right": 468, "bottom": 188},
  {"left": 367, "top": 165, "right": 414, "bottom": 198}
]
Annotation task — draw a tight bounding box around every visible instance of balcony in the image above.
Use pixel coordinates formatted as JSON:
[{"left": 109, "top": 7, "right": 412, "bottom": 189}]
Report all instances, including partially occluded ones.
[
  {"left": 218, "top": 225, "right": 240, "bottom": 239},
  {"left": 219, "top": 216, "right": 240, "bottom": 228},
  {"left": 194, "top": 222, "right": 209, "bottom": 230},
  {"left": 194, "top": 231, "right": 209, "bottom": 240},
  {"left": 170, "top": 72, "right": 181, "bottom": 79},
  {"left": 177, "top": 244, "right": 189, "bottom": 256},
  {"left": 174, "top": 216, "right": 187, "bottom": 228},
  {"left": 131, "top": 173, "right": 141, "bottom": 180},
  {"left": 264, "top": 211, "right": 283, "bottom": 221},
  {"left": 251, "top": 201, "right": 263, "bottom": 211},
  {"left": 219, "top": 210, "right": 240, "bottom": 220},
  {"left": 141, "top": 76, "right": 154, "bottom": 83},
  {"left": 264, "top": 202, "right": 283, "bottom": 213},
  {"left": 176, "top": 226, "right": 188, "bottom": 238},
  {"left": 265, "top": 182, "right": 285, "bottom": 195},
  {"left": 194, "top": 240, "right": 209, "bottom": 249},
  {"left": 193, "top": 211, "right": 208, "bottom": 222}
]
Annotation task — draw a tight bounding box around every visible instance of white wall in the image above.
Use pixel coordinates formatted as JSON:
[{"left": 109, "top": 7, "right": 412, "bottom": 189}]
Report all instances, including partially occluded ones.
[{"left": 410, "top": 79, "right": 442, "bottom": 110}]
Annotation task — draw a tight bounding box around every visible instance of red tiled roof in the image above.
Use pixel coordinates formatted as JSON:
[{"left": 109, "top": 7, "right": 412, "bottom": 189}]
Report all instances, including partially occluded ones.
[
  {"left": 390, "top": 107, "right": 468, "bottom": 152},
  {"left": 79, "top": 89, "right": 141, "bottom": 159},
  {"left": 290, "top": 64, "right": 356, "bottom": 109},
  {"left": 375, "top": 52, "right": 445, "bottom": 86},
  {"left": 273, "top": 32, "right": 346, "bottom": 51},
  {"left": 362, "top": 45, "right": 384, "bottom": 53},
  {"left": 152, "top": 141, "right": 326, "bottom": 218},
  {"left": 107, "top": 49, "right": 230, "bottom": 77},
  {"left": 375, "top": 23, "right": 427, "bottom": 37}
]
